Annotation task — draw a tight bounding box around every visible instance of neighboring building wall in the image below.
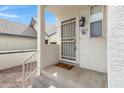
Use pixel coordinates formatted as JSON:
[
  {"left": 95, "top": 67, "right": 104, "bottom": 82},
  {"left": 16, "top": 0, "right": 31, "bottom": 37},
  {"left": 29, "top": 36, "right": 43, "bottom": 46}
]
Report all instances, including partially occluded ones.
[
  {"left": 0, "top": 51, "right": 36, "bottom": 70},
  {"left": 34, "top": 22, "right": 37, "bottom": 31},
  {"left": 108, "top": 6, "right": 124, "bottom": 88},
  {"left": 0, "top": 34, "right": 37, "bottom": 51},
  {"left": 48, "top": 33, "right": 59, "bottom": 44},
  {"left": 45, "top": 23, "right": 59, "bottom": 44},
  {"left": 57, "top": 5, "right": 107, "bottom": 73},
  {"left": 33, "top": 21, "right": 59, "bottom": 44}
]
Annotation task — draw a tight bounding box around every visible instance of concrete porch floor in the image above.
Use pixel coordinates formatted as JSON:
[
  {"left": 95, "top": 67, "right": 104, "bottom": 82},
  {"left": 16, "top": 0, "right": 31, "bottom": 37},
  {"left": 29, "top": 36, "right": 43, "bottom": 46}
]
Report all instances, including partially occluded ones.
[{"left": 33, "top": 65, "right": 107, "bottom": 88}]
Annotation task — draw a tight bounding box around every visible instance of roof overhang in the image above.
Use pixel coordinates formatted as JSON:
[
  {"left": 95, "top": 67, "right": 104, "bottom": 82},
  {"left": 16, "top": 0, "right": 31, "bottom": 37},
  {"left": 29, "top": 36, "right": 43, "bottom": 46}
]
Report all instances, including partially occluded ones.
[{"left": 46, "top": 5, "right": 88, "bottom": 17}]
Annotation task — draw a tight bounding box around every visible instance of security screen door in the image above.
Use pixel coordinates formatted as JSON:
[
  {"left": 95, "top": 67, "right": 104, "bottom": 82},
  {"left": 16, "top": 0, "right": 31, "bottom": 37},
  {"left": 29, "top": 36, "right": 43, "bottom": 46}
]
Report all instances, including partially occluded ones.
[{"left": 61, "top": 18, "right": 76, "bottom": 61}]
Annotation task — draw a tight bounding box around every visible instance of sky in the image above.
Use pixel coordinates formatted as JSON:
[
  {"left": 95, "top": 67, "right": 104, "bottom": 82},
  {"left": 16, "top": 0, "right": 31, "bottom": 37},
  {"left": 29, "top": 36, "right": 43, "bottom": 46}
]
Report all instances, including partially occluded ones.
[
  {"left": 0, "top": 5, "right": 56, "bottom": 25},
  {"left": 45, "top": 10, "right": 56, "bottom": 25}
]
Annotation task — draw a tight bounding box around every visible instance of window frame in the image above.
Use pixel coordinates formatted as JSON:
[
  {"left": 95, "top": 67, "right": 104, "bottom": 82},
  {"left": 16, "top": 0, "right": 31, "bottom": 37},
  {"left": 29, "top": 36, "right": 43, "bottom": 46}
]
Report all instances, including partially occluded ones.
[
  {"left": 89, "top": 5, "right": 104, "bottom": 38},
  {"left": 45, "top": 40, "right": 48, "bottom": 44}
]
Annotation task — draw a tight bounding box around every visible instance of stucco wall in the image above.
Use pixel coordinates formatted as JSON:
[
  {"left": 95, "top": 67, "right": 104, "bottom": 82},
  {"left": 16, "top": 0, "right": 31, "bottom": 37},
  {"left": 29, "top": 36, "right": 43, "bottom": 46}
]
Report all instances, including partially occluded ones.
[
  {"left": 108, "top": 6, "right": 124, "bottom": 88},
  {"left": 42, "top": 44, "right": 60, "bottom": 68},
  {"left": 0, "top": 51, "right": 36, "bottom": 70},
  {"left": 48, "top": 33, "right": 59, "bottom": 44},
  {"left": 56, "top": 5, "right": 107, "bottom": 73},
  {"left": 79, "top": 6, "right": 107, "bottom": 73},
  {"left": 0, "top": 34, "right": 37, "bottom": 51}
]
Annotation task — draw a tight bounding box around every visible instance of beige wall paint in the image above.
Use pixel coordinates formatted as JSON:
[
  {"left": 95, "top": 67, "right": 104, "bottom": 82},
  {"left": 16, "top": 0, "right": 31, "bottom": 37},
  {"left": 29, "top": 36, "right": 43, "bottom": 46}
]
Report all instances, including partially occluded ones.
[
  {"left": 56, "top": 5, "right": 107, "bottom": 73},
  {"left": 0, "top": 35, "right": 37, "bottom": 51},
  {"left": 0, "top": 51, "right": 36, "bottom": 70},
  {"left": 48, "top": 33, "right": 59, "bottom": 44},
  {"left": 79, "top": 6, "right": 107, "bottom": 73},
  {"left": 42, "top": 44, "right": 60, "bottom": 68}
]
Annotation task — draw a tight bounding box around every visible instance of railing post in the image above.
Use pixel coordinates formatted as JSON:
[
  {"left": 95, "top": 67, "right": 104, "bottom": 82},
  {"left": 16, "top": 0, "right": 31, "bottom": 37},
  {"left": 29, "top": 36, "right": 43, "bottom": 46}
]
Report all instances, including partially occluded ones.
[
  {"left": 22, "top": 63, "right": 25, "bottom": 88},
  {"left": 22, "top": 52, "right": 37, "bottom": 88}
]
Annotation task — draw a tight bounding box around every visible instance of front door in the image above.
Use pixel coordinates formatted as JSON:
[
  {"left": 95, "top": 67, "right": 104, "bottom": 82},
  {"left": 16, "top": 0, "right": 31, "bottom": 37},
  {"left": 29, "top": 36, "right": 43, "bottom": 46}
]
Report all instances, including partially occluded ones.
[{"left": 61, "top": 18, "right": 76, "bottom": 62}]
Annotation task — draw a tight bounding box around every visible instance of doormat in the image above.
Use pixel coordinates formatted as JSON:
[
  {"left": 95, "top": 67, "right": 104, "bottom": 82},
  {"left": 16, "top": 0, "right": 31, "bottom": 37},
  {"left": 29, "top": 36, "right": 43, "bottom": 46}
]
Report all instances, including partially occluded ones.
[{"left": 55, "top": 63, "right": 74, "bottom": 70}]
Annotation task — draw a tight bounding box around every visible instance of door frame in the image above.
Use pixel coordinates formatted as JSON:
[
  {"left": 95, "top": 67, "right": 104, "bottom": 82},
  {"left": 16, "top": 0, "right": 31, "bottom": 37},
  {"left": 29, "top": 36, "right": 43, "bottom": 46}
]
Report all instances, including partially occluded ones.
[{"left": 59, "top": 14, "right": 80, "bottom": 65}]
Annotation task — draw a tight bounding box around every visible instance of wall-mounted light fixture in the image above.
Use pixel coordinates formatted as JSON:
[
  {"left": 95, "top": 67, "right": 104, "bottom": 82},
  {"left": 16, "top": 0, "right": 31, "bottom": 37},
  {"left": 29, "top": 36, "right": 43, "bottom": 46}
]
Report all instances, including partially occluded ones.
[{"left": 79, "top": 16, "right": 85, "bottom": 27}]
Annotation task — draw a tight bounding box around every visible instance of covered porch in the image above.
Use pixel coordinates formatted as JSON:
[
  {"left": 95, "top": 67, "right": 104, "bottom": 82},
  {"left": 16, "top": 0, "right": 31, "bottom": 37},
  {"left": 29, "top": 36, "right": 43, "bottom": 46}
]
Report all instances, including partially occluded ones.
[
  {"left": 33, "top": 64, "right": 107, "bottom": 88},
  {"left": 36, "top": 5, "right": 107, "bottom": 88}
]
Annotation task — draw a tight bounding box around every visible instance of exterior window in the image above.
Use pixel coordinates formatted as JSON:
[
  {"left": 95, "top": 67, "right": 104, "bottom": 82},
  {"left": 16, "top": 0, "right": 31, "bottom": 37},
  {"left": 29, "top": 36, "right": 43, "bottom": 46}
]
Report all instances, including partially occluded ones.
[
  {"left": 90, "top": 5, "right": 103, "bottom": 37},
  {"left": 45, "top": 40, "right": 48, "bottom": 44},
  {"left": 90, "top": 21, "right": 102, "bottom": 37},
  {"left": 90, "top": 6, "right": 102, "bottom": 15},
  {"left": 50, "top": 42, "right": 57, "bottom": 44}
]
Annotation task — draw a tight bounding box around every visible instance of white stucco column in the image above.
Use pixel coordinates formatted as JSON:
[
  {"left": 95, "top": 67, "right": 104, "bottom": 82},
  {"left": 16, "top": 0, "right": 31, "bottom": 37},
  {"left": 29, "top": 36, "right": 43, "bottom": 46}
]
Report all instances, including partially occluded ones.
[
  {"left": 37, "top": 5, "right": 45, "bottom": 75},
  {"left": 108, "top": 6, "right": 124, "bottom": 88}
]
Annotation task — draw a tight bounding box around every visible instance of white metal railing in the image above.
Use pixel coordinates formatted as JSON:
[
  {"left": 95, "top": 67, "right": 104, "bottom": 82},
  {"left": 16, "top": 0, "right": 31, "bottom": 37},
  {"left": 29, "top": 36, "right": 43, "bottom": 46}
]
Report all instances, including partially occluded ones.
[{"left": 22, "top": 51, "right": 37, "bottom": 88}]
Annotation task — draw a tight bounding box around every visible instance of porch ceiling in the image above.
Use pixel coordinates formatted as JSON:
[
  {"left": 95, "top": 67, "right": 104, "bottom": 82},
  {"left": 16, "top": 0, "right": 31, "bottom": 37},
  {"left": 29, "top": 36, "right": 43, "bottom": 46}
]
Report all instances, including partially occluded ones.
[{"left": 46, "top": 5, "right": 88, "bottom": 17}]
